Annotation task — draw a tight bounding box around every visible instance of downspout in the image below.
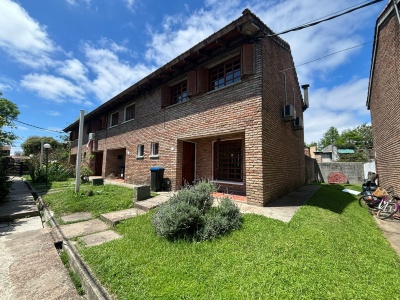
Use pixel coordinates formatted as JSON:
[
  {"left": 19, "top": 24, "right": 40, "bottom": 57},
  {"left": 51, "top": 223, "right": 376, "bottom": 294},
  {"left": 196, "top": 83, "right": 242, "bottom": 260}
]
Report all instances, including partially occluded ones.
[{"left": 393, "top": 0, "right": 400, "bottom": 25}]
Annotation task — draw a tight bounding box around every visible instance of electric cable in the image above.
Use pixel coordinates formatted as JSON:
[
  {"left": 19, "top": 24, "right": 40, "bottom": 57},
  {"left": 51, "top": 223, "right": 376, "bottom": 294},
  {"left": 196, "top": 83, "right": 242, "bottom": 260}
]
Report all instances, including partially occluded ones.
[
  {"left": 268, "top": 0, "right": 384, "bottom": 37},
  {"left": 14, "top": 120, "right": 64, "bottom": 133}
]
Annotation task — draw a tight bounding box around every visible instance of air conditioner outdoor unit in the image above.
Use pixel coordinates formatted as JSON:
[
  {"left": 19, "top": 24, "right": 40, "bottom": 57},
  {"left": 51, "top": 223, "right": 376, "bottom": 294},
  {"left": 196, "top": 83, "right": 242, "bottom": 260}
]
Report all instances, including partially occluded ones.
[
  {"left": 292, "top": 117, "right": 304, "bottom": 130},
  {"left": 282, "top": 104, "right": 295, "bottom": 121},
  {"left": 88, "top": 132, "right": 96, "bottom": 140}
]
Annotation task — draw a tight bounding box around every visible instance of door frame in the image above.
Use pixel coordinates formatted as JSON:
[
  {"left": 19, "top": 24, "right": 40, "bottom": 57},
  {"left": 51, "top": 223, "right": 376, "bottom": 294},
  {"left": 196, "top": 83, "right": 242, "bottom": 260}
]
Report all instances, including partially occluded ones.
[{"left": 182, "top": 141, "right": 196, "bottom": 186}]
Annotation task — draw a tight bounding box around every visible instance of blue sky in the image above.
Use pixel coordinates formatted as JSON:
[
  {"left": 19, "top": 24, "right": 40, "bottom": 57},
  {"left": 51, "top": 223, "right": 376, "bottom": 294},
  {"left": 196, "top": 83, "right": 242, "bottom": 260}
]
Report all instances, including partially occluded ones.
[{"left": 0, "top": 0, "right": 387, "bottom": 154}]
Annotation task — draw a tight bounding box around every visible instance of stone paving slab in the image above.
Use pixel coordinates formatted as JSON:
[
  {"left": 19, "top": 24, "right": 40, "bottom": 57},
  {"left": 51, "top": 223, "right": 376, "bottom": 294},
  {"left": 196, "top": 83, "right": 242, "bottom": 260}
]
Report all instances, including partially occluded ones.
[
  {"left": 134, "top": 192, "right": 173, "bottom": 211},
  {"left": 100, "top": 208, "right": 146, "bottom": 226},
  {"left": 61, "top": 212, "right": 92, "bottom": 223},
  {"left": 80, "top": 230, "right": 122, "bottom": 247},
  {"left": 59, "top": 219, "right": 109, "bottom": 239}
]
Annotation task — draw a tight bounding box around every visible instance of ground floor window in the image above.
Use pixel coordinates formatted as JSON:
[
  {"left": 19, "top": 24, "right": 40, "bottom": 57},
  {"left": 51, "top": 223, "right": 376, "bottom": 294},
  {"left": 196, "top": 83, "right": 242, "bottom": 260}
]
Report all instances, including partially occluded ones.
[
  {"left": 213, "top": 139, "right": 242, "bottom": 182},
  {"left": 150, "top": 142, "right": 159, "bottom": 157}
]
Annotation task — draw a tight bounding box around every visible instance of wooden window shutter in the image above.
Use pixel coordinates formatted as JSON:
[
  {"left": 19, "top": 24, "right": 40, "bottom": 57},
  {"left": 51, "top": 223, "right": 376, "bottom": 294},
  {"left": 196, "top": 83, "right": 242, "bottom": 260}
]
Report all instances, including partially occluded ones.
[
  {"left": 86, "top": 122, "right": 92, "bottom": 134},
  {"left": 241, "top": 43, "right": 255, "bottom": 77},
  {"left": 197, "top": 67, "right": 209, "bottom": 93},
  {"left": 187, "top": 70, "right": 197, "bottom": 96},
  {"left": 92, "top": 119, "right": 101, "bottom": 132},
  {"left": 161, "top": 85, "right": 172, "bottom": 107},
  {"left": 101, "top": 115, "right": 107, "bottom": 129}
]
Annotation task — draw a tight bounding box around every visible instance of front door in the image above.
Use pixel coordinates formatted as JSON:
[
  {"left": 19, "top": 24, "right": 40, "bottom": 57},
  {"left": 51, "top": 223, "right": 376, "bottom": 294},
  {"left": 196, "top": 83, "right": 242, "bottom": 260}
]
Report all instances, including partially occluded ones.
[
  {"left": 94, "top": 152, "right": 103, "bottom": 176},
  {"left": 182, "top": 141, "right": 195, "bottom": 185}
]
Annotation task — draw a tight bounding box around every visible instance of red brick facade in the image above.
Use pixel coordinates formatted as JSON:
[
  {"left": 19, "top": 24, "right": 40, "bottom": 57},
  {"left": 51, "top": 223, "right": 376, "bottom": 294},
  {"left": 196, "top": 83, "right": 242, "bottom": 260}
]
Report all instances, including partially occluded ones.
[
  {"left": 65, "top": 10, "right": 308, "bottom": 206},
  {"left": 368, "top": 2, "right": 400, "bottom": 194}
]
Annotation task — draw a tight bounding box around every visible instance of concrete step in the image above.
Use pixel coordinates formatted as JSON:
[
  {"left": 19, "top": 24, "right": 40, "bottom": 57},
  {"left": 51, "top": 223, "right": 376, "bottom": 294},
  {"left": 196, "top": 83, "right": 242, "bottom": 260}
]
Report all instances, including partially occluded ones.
[
  {"left": 134, "top": 194, "right": 171, "bottom": 211},
  {"left": 0, "top": 198, "right": 39, "bottom": 222},
  {"left": 100, "top": 208, "right": 146, "bottom": 226}
]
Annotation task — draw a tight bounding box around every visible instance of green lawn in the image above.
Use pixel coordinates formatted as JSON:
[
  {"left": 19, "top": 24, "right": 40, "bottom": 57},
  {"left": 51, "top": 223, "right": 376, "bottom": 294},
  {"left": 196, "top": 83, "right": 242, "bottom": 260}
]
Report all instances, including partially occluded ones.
[
  {"left": 72, "top": 184, "right": 399, "bottom": 299},
  {"left": 40, "top": 182, "right": 134, "bottom": 221}
]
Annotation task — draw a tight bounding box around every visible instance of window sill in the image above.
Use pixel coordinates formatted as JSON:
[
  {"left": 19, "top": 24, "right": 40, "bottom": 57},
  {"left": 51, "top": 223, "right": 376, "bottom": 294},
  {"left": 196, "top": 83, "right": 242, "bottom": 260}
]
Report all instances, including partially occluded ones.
[
  {"left": 211, "top": 180, "right": 243, "bottom": 186},
  {"left": 164, "top": 99, "right": 191, "bottom": 109},
  {"left": 206, "top": 80, "right": 242, "bottom": 95},
  {"left": 108, "top": 125, "right": 118, "bottom": 129},
  {"left": 136, "top": 156, "right": 144, "bottom": 160},
  {"left": 149, "top": 155, "right": 159, "bottom": 159},
  {"left": 122, "top": 119, "right": 135, "bottom": 124}
]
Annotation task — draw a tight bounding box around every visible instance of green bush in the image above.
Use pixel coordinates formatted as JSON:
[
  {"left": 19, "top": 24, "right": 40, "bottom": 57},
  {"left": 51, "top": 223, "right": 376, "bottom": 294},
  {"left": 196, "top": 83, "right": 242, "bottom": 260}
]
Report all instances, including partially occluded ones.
[
  {"left": 153, "top": 181, "right": 242, "bottom": 242},
  {"left": 29, "top": 159, "right": 73, "bottom": 183},
  {"left": 0, "top": 157, "right": 11, "bottom": 200}
]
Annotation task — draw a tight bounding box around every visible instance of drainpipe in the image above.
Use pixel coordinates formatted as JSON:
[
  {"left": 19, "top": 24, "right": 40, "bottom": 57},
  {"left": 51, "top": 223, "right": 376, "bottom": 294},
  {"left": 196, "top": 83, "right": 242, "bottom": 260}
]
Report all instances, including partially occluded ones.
[
  {"left": 75, "top": 110, "right": 84, "bottom": 193},
  {"left": 393, "top": 0, "right": 400, "bottom": 25}
]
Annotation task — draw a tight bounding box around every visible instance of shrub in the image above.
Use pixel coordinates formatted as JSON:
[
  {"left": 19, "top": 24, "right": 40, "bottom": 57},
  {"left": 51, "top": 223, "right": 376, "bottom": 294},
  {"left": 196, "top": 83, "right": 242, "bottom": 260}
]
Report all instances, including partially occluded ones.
[
  {"left": 153, "top": 181, "right": 242, "bottom": 242},
  {"left": 0, "top": 157, "right": 11, "bottom": 201}
]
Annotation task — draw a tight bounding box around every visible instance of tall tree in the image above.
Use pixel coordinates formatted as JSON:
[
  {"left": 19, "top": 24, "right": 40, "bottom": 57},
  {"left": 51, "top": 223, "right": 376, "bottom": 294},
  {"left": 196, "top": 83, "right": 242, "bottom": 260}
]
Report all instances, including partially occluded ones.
[
  {"left": 0, "top": 92, "right": 20, "bottom": 147},
  {"left": 319, "top": 127, "right": 340, "bottom": 148},
  {"left": 21, "top": 136, "right": 62, "bottom": 155}
]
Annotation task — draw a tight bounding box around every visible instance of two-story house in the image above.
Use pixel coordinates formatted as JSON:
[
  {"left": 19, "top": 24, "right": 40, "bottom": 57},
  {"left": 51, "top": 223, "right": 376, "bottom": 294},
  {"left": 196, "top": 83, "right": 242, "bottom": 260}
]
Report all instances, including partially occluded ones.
[
  {"left": 64, "top": 9, "right": 310, "bottom": 206},
  {"left": 367, "top": 0, "right": 400, "bottom": 193}
]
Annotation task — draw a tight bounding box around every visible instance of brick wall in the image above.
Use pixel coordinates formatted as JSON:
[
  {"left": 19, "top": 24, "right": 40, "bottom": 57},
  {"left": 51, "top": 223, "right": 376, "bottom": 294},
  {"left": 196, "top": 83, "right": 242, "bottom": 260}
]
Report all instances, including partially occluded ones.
[
  {"left": 69, "top": 37, "right": 305, "bottom": 206},
  {"left": 261, "top": 37, "right": 306, "bottom": 205},
  {"left": 369, "top": 10, "right": 400, "bottom": 193}
]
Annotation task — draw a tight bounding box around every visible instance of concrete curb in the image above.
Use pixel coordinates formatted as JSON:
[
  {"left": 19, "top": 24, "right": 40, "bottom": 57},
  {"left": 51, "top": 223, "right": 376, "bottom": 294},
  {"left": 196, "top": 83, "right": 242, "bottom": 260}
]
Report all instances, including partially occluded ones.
[{"left": 31, "top": 186, "right": 113, "bottom": 300}]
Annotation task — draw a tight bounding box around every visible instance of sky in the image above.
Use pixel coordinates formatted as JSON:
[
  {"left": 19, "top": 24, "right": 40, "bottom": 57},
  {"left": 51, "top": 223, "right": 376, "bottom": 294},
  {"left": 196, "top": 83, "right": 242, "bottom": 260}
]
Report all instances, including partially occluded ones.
[{"left": 0, "top": 0, "right": 388, "bottom": 154}]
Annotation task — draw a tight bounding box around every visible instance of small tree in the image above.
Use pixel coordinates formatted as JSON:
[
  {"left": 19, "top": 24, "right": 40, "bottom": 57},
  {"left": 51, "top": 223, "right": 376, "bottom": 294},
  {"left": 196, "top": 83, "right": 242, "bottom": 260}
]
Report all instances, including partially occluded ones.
[{"left": 0, "top": 92, "right": 19, "bottom": 147}]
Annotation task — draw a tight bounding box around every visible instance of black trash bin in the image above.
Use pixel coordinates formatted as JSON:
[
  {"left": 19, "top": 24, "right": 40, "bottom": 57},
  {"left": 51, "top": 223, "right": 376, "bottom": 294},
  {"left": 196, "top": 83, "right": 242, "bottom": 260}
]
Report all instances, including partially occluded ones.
[{"left": 150, "top": 166, "right": 165, "bottom": 191}]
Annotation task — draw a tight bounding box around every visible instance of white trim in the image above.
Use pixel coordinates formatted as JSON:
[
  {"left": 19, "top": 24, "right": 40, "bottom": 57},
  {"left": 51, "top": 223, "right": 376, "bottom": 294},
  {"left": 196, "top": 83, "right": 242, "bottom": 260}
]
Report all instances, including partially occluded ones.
[
  {"left": 211, "top": 180, "right": 243, "bottom": 186},
  {"left": 136, "top": 144, "right": 144, "bottom": 158},
  {"left": 123, "top": 103, "right": 136, "bottom": 122},
  {"left": 109, "top": 111, "right": 119, "bottom": 128},
  {"left": 150, "top": 142, "right": 159, "bottom": 157}
]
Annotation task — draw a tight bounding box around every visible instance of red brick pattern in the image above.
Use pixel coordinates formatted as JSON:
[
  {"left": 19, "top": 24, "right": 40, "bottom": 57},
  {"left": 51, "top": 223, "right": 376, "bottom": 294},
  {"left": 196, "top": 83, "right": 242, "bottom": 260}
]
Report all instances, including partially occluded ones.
[
  {"left": 369, "top": 11, "right": 400, "bottom": 194},
  {"left": 69, "top": 35, "right": 306, "bottom": 206}
]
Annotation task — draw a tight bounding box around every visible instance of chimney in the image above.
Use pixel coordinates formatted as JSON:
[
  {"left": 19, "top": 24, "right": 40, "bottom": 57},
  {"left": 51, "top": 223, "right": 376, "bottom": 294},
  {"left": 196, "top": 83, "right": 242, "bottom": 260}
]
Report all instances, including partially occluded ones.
[{"left": 301, "top": 84, "right": 310, "bottom": 111}]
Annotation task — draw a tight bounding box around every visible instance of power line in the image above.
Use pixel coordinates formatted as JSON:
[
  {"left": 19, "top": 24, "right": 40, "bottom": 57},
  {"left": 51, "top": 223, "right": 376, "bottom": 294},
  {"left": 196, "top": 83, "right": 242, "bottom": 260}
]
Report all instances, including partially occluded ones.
[
  {"left": 280, "top": 41, "right": 373, "bottom": 72},
  {"left": 268, "top": 0, "right": 384, "bottom": 37},
  {"left": 14, "top": 120, "right": 65, "bottom": 134}
]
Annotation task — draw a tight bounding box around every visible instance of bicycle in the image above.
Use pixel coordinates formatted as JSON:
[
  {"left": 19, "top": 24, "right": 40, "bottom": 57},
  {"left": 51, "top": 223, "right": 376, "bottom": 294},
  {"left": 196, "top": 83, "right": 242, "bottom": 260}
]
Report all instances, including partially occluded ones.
[
  {"left": 358, "top": 186, "right": 394, "bottom": 210},
  {"left": 377, "top": 195, "right": 400, "bottom": 220}
]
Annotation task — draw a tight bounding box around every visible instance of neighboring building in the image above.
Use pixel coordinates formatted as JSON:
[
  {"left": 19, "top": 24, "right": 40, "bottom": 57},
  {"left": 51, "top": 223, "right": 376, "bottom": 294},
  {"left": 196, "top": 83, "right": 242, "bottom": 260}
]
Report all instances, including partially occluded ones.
[
  {"left": 1, "top": 145, "right": 11, "bottom": 156},
  {"left": 367, "top": 0, "right": 400, "bottom": 193},
  {"left": 64, "top": 9, "right": 310, "bottom": 206},
  {"left": 313, "top": 145, "right": 339, "bottom": 163}
]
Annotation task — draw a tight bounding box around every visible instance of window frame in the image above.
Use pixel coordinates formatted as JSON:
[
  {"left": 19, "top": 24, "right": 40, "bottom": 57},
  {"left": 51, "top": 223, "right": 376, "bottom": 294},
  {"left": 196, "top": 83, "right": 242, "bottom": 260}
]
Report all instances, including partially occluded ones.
[
  {"left": 210, "top": 56, "right": 241, "bottom": 91},
  {"left": 150, "top": 142, "right": 159, "bottom": 158},
  {"left": 213, "top": 139, "right": 243, "bottom": 182},
  {"left": 171, "top": 81, "right": 188, "bottom": 105},
  {"left": 124, "top": 103, "right": 136, "bottom": 123},
  {"left": 137, "top": 144, "right": 144, "bottom": 158},
  {"left": 109, "top": 111, "right": 119, "bottom": 128}
]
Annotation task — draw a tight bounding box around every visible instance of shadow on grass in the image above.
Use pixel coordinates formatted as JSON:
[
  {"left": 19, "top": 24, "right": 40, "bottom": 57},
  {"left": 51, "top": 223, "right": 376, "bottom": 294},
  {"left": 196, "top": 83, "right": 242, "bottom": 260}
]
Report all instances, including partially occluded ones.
[{"left": 305, "top": 184, "right": 358, "bottom": 214}]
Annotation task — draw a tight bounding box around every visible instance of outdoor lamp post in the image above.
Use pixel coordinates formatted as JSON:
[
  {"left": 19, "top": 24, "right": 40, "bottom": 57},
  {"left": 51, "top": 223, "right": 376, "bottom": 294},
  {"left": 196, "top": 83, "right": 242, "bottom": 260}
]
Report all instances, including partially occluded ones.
[{"left": 43, "top": 143, "right": 51, "bottom": 187}]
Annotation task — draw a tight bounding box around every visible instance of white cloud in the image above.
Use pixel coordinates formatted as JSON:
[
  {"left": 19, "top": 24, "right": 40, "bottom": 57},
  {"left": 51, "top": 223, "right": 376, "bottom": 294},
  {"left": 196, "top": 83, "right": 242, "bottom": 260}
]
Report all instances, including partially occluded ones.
[
  {"left": 45, "top": 111, "right": 61, "bottom": 117},
  {"left": 0, "top": 0, "right": 56, "bottom": 68},
  {"left": 57, "top": 59, "right": 89, "bottom": 83},
  {"left": 66, "top": 0, "right": 91, "bottom": 6},
  {"left": 304, "top": 78, "right": 370, "bottom": 143},
  {"left": 123, "top": 0, "right": 136, "bottom": 10},
  {"left": 83, "top": 43, "right": 154, "bottom": 102},
  {"left": 20, "top": 73, "right": 87, "bottom": 104}
]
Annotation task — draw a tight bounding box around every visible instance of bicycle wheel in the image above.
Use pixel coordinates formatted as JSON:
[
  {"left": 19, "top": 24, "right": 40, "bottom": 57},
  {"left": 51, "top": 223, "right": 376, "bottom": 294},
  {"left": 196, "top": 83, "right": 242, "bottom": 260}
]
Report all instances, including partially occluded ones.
[
  {"left": 358, "top": 196, "right": 370, "bottom": 209},
  {"left": 377, "top": 202, "right": 397, "bottom": 220}
]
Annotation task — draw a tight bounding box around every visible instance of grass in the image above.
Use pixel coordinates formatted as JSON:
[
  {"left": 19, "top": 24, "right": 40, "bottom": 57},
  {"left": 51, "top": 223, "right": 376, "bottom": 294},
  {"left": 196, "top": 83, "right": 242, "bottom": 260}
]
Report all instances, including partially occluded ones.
[
  {"left": 72, "top": 183, "right": 400, "bottom": 299},
  {"left": 40, "top": 181, "right": 134, "bottom": 221},
  {"left": 60, "top": 251, "right": 85, "bottom": 296}
]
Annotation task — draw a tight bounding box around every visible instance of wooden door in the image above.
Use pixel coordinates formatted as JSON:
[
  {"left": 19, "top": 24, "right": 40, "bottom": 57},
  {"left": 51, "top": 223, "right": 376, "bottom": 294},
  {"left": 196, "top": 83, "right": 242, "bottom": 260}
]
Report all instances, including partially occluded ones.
[
  {"left": 182, "top": 141, "right": 195, "bottom": 185},
  {"left": 94, "top": 152, "right": 103, "bottom": 176}
]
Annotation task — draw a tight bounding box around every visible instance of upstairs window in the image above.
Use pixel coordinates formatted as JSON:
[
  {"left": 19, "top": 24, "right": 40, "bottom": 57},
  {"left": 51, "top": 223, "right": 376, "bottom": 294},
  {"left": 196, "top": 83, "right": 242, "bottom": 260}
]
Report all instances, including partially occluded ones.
[
  {"left": 172, "top": 81, "right": 188, "bottom": 104},
  {"left": 109, "top": 111, "right": 119, "bottom": 127},
  {"left": 137, "top": 144, "right": 144, "bottom": 158},
  {"left": 124, "top": 104, "right": 135, "bottom": 122},
  {"left": 150, "top": 142, "right": 159, "bottom": 157},
  {"left": 210, "top": 56, "right": 241, "bottom": 90}
]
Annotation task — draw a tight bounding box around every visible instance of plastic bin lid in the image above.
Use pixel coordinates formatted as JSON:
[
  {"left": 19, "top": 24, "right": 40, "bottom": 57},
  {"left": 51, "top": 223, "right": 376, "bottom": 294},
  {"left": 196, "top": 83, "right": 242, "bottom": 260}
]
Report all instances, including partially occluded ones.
[{"left": 150, "top": 166, "right": 165, "bottom": 171}]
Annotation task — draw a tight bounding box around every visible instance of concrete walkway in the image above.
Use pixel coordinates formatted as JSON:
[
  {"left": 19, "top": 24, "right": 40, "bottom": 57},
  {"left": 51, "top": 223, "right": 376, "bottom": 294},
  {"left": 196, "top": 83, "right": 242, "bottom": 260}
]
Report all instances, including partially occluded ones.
[{"left": 0, "top": 177, "right": 79, "bottom": 300}]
